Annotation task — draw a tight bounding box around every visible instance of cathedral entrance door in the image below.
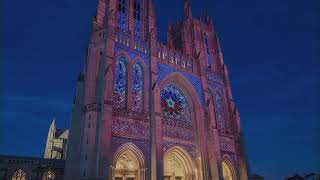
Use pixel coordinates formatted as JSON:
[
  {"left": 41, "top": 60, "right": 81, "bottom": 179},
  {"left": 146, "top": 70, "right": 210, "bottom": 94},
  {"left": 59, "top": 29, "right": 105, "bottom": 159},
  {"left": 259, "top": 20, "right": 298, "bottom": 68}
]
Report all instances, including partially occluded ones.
[
  {"left": 113, "top": 143, "right": 145, "bottom": 180},
  {"left": 115, "top": 177, "right": 135, "bottom": 180},
  {"left": 222, "top": 159, "right": 236, "bottom": 180},
  {"left": 163, "top": 147, "right": 196, "bottom": 180}
]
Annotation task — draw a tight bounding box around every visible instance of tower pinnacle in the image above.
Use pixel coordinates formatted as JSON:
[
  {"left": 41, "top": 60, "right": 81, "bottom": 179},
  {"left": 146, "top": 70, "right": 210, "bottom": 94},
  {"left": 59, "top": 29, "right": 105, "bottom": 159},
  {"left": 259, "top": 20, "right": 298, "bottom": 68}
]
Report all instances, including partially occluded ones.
[{"left": 184, "top": 0, "right": 193, "bottom": 20}]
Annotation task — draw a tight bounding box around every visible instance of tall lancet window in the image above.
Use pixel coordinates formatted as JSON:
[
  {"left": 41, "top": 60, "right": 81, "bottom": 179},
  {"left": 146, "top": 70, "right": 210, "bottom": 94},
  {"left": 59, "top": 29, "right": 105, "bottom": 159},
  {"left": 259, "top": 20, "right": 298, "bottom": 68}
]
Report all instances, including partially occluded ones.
[
  {"left": 215, "top": 93, "right": 226, "bottom": 130},
  {"left": 117, "top": 0, "right": 127, "bottom": 31},
  {"left": 204, "top": 35, "right": 212, "bottom": 66},
  {"left": 131, "top": 63, "right": 143, "bottom": 113},
  {"left": 133, "top": 0, "right": 142, "bottom": 38},
  {"left": 114, "top": 57, "right": 128, "bottom": 109}
]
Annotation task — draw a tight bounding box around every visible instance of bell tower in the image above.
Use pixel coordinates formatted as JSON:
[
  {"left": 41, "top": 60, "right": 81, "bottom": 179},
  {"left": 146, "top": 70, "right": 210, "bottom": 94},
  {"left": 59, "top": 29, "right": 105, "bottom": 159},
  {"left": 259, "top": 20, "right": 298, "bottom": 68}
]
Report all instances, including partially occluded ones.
[{"left": 64, "top": 0, "right": 157, "bottom": 179}]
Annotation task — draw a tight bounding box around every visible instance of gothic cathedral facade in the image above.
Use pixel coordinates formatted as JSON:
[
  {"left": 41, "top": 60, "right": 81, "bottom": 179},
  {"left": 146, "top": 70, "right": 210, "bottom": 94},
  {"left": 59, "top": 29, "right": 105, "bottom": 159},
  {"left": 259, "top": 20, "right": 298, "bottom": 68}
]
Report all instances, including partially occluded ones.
[{"left": 64, "top": 0, "right": 249, "bottom": 180}]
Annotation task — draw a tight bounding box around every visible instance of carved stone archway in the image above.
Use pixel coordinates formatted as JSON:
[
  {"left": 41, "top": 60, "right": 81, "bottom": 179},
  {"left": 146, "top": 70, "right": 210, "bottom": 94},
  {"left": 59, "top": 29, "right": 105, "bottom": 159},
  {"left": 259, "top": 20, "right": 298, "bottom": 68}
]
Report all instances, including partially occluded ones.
[
  {"left": 112, "top": 143, "right": 146, "bottom": 180},
  {"left": 163, "top": 146, "right": 196, "bottom": 180},
  {"left": 222, "top": 159, "right": 236, "bottom": 180}
]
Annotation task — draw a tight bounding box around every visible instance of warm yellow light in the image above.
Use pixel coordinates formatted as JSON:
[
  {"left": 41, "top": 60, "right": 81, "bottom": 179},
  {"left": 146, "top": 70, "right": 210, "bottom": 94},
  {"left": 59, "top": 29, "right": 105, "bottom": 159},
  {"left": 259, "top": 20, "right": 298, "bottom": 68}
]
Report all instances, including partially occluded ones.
[{"left": 222, "top": 160, "right": 234, "bottom": 180}]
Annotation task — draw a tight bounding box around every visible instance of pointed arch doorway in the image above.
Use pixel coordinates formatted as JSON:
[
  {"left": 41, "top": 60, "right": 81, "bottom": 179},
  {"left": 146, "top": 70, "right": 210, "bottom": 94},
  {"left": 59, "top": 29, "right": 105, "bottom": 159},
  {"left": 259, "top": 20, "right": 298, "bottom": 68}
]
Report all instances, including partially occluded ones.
[
  {"left": 163, "top": 147, "right": 196, "bottom": 180},
  {"left": 112, "top": 143, "right": 146, "bottom": 180},
  {"left": 222, "top": 159, "right": 236, "bottom": 180}
]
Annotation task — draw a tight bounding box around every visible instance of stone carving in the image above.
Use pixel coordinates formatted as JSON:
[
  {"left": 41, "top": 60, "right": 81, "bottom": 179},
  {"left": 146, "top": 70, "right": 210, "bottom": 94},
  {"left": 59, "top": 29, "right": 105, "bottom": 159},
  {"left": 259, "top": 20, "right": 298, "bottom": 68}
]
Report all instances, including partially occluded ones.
[
  {"left": 220, "top": 136, "right": 235, "bottom": 153},
  {"left": 111, "top": 137, "right": 150, "bottom": 166},
  {"left": 112, "top": 117, "right": 149, "bottom": 138},
  {"left": 163, "top": 141, "right": 197, "bottom": 159},
  {"left": 205, "top": 69, "right": 224, "bottom": 90},
  {"left": 166, "top": 154, "right": 184, "bottom": 174},
  {"left": 163, "top": 125, "right": 195, "bottom": 141},
  {"left": 116, "top": 151, "right": 138, "bottom": 170}
]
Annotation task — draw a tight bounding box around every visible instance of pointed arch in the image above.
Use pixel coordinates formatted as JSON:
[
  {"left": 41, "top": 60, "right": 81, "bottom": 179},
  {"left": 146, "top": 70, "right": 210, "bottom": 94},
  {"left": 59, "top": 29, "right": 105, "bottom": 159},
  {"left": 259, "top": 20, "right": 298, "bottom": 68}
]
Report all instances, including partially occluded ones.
[
  {"left": 159, "top": 73, "right": 201, "bottom": 141},
  {"left": 164, "top": 146, "right": 197, "bottom": 180},
  {"left": 114, "top": 56, "right": 128, "bottom": 109},
  {"left": 131, "top": 62, "right": 144, "bottom": 113},
  {"left": 222, "top": 157, "right": 236, "bottom": 180},
  {"left": 113, "top": 143, "right": 146, "bottom": 180},
  {"left": 213, "top": 90, "right": 227, "bottom": 131},
  {"left": 208, "top": 87, "right": 227, "bottom": 131},
  {"left": 11, "top": 169, "right": 27, "bottom": 180}
]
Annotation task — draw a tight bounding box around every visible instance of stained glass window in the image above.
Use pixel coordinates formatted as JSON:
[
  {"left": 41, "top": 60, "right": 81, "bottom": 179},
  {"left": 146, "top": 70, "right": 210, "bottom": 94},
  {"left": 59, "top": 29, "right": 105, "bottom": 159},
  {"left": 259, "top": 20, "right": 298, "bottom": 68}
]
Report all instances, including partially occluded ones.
[
  {"left": 114, "top": 57, "right": 127, "bottom": 109},
  {"left": 204, "top": 35, "right": 211, "bottom": 66},
  {"left": 11, "top": 169, "right": 26, "bottom": 180},
  {"left": 131, "top": 63, "right": 143, "bottom": 113},
  {"left": 42, "top": 170, "right": 55, "bottom": 180},
  {"left": 215, "top": 93, "right": 226, "bottom": 130},
  {"left": 117, "top": 0, "right": 127, "bottom": 31},
  {"left": 134, "top": 0, "right": 142, "bottom": 37},
  {"left": 161, "top": 84, "right": 192, "bottom": 128}
]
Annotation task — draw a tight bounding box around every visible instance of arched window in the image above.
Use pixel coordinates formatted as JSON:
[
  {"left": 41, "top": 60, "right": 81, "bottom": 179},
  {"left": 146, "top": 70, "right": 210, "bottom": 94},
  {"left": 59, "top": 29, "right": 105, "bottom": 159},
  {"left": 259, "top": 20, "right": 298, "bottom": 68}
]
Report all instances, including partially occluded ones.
[
  {"left": 204, "top": 34, "right": 211, "bottom": 66},
  {"left": 133, "top": 0, "right": 142, "bottom": 37},
  {"left": 42, "top": 170, "right": 55, "bottom": 180},
  {"left": 11, "top": 169, "right": 26, "bottom": 180},
  {"left": 117, "top": 0, "right": 127, "bottom": 31},
  {"left": 215, "top": 93, "right": 226, "bottom": 130},
  {"left": 161, "top": 84, "right": 192, "bottom": 128},
  {"left": 131, "top": 63, "right": 144, "bottom": 113},
  {"left": 114, "top": 57, "right": 128, "bottom": 109}
]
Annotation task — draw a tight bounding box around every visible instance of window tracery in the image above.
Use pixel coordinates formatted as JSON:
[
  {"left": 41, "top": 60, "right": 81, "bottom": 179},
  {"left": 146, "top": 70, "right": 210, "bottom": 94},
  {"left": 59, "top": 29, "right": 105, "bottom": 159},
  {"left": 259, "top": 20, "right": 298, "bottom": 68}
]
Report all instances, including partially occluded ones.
[
  {"left": 42, "top": 170, "right": 55, "bottom": 180},
  {"left": 131, "top": 63, "right": 143, "bottom": 113},
  {"left": 215, "top": 93, "right": 226, "bottom": 130},
  {"left": 222, "top": 159, "right": 235, "bottom": 180},
  {"left": 161, "top": 84, "right": 192, "bottom": 128},
  {"left": 11, "top": 169, "right": 26, "bottom": 180},
  {"left": 114, "top": 57, "right": 128, "bottom": 109}
]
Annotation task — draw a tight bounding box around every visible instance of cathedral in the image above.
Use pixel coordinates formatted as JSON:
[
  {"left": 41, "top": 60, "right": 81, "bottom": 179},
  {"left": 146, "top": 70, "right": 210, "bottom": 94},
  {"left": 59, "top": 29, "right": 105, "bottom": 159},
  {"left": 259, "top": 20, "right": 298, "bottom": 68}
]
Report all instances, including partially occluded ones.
[{"left": 64, "top": 0, "right": 249, "bottom": 180}]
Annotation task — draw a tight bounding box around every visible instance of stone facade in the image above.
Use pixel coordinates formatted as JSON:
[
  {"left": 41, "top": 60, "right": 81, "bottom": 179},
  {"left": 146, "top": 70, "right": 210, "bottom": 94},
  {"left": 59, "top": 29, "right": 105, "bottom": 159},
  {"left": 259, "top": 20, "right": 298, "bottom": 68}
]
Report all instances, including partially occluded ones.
[
  {"left": 0, "top": 155, "right": 64, "bottom": 180},
  {"left": 64, "top": 0, "right": 249, "bottom": 180},
  {"left": 44, "top": 120, "right": 69, "bottom": 160}
]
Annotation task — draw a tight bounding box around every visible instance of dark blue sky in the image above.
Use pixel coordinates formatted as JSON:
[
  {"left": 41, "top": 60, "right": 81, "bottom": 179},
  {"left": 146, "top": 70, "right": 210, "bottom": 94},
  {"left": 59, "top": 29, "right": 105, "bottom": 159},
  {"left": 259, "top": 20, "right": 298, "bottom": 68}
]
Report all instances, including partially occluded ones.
[{"left": 1, "top": 0, "right": 319, "bottom": 179}]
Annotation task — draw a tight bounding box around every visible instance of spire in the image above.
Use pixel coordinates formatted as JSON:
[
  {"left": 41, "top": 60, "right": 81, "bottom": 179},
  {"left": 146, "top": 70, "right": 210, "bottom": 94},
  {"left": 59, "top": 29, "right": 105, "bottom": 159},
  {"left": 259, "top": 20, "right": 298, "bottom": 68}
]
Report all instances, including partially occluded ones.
[
  {"left": 50, "top": 119, "right": 56, "bottom": 129},
  {"left": 147, "top": 0, "right": 157, "bottom": 40},
  {"left": 183, "top": 0, "right": 193, "bottom": 20},
  {"left": 149, "top": 0, "right": 156, "bottom": 19},
  {"left": 167, "top": 24, "right": 174, "bottom": 48},
  {"left": 95, "top": 0, "right": 106, "bottom": 24}
]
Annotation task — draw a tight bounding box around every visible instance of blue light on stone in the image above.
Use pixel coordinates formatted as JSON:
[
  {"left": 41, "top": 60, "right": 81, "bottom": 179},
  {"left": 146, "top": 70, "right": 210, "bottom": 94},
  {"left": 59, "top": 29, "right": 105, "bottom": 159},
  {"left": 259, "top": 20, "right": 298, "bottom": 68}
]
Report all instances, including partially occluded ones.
[{"left": 157, "top": 63, "right": 204, "bottom": 106}]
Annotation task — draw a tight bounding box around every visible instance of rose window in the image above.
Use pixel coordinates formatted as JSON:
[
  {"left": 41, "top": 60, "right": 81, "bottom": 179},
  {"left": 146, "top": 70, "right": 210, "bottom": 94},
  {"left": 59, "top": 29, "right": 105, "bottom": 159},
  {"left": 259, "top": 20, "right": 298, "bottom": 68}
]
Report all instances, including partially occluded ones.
[{"left": 161, "top": 84, "right": 192, "bottom": 128}]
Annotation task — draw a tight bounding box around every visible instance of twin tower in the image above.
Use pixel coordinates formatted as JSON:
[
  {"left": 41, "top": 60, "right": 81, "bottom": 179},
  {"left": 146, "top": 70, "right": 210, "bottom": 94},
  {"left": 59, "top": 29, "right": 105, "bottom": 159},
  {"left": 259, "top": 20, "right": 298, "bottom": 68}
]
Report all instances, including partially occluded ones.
[{"left": 64, "top": 0, "right": 249, "bottom": 180}]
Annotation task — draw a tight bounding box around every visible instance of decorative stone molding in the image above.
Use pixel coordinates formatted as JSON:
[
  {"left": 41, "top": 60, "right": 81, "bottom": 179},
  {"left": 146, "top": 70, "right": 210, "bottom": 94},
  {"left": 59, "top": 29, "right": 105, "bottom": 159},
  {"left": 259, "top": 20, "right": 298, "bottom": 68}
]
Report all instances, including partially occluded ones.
[{"left": 112, "top": 116, "right": 150, "bottom": 139}]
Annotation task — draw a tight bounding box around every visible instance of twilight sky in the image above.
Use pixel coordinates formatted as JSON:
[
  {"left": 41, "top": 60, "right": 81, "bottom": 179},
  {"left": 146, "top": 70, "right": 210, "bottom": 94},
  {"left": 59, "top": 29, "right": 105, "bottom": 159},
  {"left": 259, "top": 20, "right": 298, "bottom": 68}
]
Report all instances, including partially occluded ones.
[{"left": 0, "top": 0, "right": 319, "bottom": 179}]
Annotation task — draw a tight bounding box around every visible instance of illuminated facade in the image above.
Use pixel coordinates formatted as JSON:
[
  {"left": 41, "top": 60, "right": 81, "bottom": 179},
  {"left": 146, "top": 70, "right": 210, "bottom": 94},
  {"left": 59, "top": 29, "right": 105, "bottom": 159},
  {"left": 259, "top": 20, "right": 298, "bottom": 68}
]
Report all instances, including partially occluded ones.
[
  {"left": 44, "top": 120, "right": 69, "bottom": 160},
  {"left": 0, "top": 155, "right": 65, "bottom": 180},
  {"left": 64, "top": 0, "right": 249, "bottom": 180}
]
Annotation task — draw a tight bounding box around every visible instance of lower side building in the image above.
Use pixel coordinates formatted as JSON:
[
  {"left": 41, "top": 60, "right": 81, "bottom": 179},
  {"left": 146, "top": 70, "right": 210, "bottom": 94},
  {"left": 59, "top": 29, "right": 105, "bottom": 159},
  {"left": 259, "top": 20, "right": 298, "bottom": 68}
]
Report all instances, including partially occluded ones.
[{"left": 0, "top": 155, "right": 64, "bottom": 180}]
